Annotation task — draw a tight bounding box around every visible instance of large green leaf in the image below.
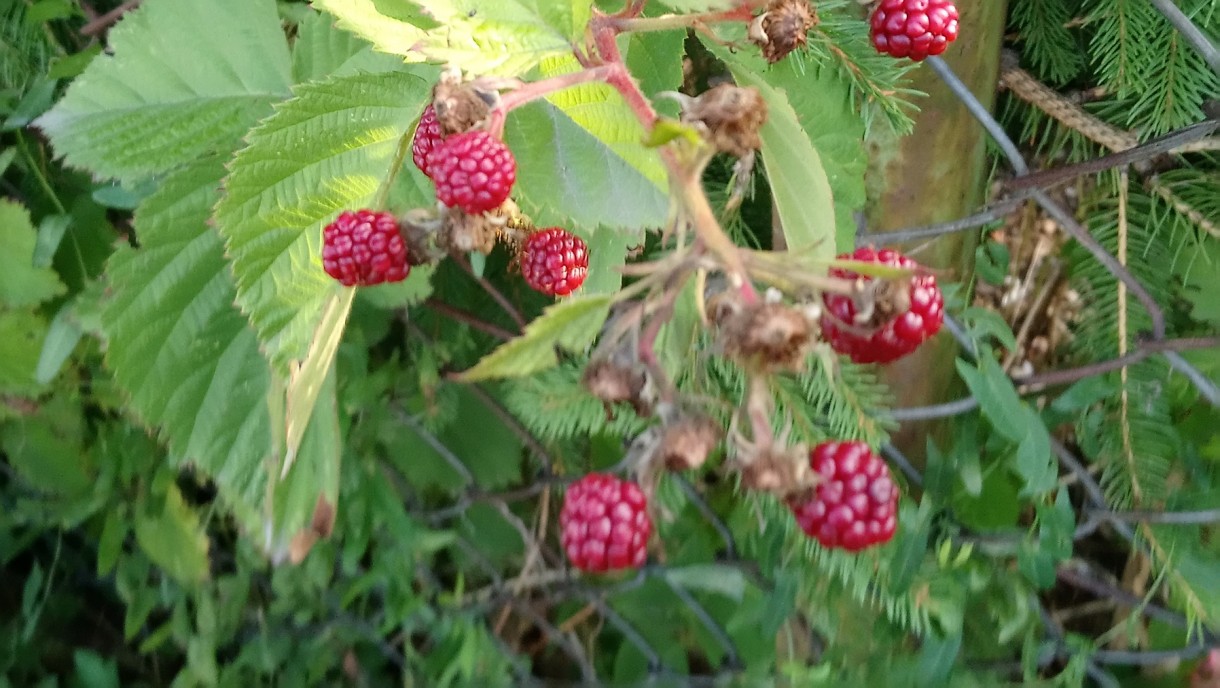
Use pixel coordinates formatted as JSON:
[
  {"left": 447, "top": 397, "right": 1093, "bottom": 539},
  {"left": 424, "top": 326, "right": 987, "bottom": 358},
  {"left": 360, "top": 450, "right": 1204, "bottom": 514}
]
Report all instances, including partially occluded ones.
[
  {"left": 104, "top": 157, "right": 271, "bottom": 525},
  {"left": 738, "top": 59, "right": 868, "bottom": 252},
  {"left": 712, "top": 46, "right": 838, "bottom": 263},
  {"left": 35, "top": 0, "right": 291, "bottom": 184},
  {"left": 0, "top": 199, "right": 65, "bottom": 308},
  {"left": 102, "top": 158, "right": 339, "bottom": 559},
  {"left": 506, "top": 102, "right": 668, "bottom": 233},
  {"left": 214, "top": 71, "right": 431, "bottom": 374}
]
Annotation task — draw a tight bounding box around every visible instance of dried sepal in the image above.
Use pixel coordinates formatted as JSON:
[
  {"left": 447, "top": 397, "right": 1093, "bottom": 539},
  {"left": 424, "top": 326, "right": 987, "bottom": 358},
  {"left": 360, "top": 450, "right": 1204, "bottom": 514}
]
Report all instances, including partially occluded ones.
[
  {"left": 750, "top": 0, "right": 817, "bottom": 63},
  {"left": 658, "top": 414, "right": 722, "bottom": 471},
  {"left": 680, "top": 83, "right": 768, "bottom": 158}
]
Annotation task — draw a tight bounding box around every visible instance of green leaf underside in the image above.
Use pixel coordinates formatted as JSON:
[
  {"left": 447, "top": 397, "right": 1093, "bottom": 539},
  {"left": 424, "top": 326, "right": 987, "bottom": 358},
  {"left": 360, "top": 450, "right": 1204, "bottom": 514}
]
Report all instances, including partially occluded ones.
[
  {"left": 214, "top": 71, "right": 431, "bottom": 374},
  {"left": 0, "top": 199, "right": 66, "bottom": 308},
  {"left": 459, "top": 294, "right": 615, "bottom": 382},
  {"left": 272, "top": 366, "right": 342, "bottom": 561},
  {"left": 536, "top": 54, "right": 668, "bottom": 191},
  {"left": 713, "top": 47, "right": 838, "bottom": 263},
  {"left": 34, "top": 0, "right": 291, "bottom": 184},
  {"left": 506, "top": 101, "right": 668, "bottom": 232}
]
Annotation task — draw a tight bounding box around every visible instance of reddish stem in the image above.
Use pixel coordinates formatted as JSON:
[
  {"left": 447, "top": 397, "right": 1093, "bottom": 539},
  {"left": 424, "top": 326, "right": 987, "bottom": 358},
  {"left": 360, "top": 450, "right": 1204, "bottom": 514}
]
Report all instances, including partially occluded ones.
[{"left": 489, "top": 64, "right": 617, "bottom": 135}]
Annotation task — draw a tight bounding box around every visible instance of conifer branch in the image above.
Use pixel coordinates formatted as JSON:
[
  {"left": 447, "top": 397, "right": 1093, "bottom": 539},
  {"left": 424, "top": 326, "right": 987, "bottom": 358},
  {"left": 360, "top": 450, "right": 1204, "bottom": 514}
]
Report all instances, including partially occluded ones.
[{"left": 1146, "top": 0, "right": 1220, "bottom": 76}]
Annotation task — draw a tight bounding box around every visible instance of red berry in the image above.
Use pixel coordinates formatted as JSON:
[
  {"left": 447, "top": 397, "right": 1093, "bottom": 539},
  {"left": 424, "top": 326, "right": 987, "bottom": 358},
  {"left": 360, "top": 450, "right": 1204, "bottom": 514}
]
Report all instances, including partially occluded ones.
[
  {"left": 321, "top": 210, "right": 409, "bottom": 287},
  {"left": 870, "top": 0, "right": 959, "bottom": 61},
  {"left": 560, "top": 473, "right": 652, "bottom": 573},
  {"left": 427, "top": 130, "right": 516, "bottom": 214},
  {"left": 411, "top": 104, "right": 444, "bottom": 178},
  {"left": 521, "top": 228, "right": 589, "bottom": 297},
  {"left": 820, "top": 246, "right": 943, "bottom": 364},
  {"left": 790, "top": 441, "right": 898, "bottom": 552}
]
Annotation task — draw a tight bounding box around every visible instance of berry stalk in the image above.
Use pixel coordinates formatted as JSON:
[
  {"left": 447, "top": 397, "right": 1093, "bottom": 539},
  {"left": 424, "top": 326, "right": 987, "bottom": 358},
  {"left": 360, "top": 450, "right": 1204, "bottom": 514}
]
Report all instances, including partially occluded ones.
[{"left": 373, "top": 126, "right": 416, "bottom": 209}]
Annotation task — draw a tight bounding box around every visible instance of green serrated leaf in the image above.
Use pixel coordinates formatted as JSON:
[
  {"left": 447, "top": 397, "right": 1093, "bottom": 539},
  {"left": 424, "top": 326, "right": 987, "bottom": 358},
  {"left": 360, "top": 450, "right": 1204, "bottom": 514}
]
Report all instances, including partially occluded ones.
[
  {"left": 715, "top": 49, "right": 837, "bottom": 262},
  {"left": 621, "top": 27, "right": 685, "bottom": 118},
  {"left": 102, "top": 157, "right": 272, "bottom": 536},
  {"left": 291, "top": 8, "right": 406, "bottom": 83},
  {"left": 0, "top": 200, "right": 66, "bottom": 308},
  {"left": 134, "top": 483, "right": 210, "bottom": 585},
  {"left": 407, "top": 0, "right": 574, "bottom": 76},
  {"left": 538, "top": 54, "right": 669, "bottom": 189},
  {"left": 311, "top": 0, "right": 432, "bottom": 59},
  {"left": 458, "top": 294, "right": 614, "bottom": 382},
  {"left": 214, "top": 70, "right": 431, "bottom": 374},
  {"left": 35, "top": 0, "right": 292, "bottom": 184}
]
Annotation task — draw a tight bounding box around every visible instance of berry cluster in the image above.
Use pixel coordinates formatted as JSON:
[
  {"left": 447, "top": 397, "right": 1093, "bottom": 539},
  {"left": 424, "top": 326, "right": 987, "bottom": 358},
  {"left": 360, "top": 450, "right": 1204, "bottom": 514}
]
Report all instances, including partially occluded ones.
[
  {"left": 321, "top": 210, "right": 409, "bottom": 287},
  {"left": 520, "top": 227, "right": 589, "bottom": 297},
  {"left": 869, "top": 0, "right": 960, "bottom": 61},
  {"left": 559, "top": 438, "right": 900, "bottom": 574},
  {"left": 561, "top": 473, "right": 652, "bottom": 573},
  {"left": 320, "top": 101, "right": 590, "bottom": 295},
  {"left": 425, "top": 130, "right": 517, "bottom": 215},
  {"left": 789, "top": 441, "right": 898, "bottom": 552},
  {"left": 821, "top": 247, "right": 944, "bottom": 364}
]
